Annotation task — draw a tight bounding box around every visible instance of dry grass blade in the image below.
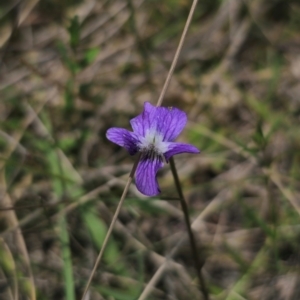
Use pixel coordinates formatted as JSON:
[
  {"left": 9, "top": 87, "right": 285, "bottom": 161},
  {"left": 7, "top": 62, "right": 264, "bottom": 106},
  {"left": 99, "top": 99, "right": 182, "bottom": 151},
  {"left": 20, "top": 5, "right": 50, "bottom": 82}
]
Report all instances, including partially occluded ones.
[
  {"left": 81, "top": 155, "right": 140, "bottom": 300},
  {"left": 266, "top": 167, "right": 300, "bottom": 216},
  {"left": 0, "top": 173, "right": 36, "bottom": 300},
  {"left": 0, "top": 22, "right": 13, "bottom": 49},
  {"left": 189, "top": 122, "right": 300, "bottom": 218},
  {"left": 0, "top": 238, "right": 18, "bottom": 300},
  {"left": 0, "top": 98, "right": 49, "bottom": 300},
  {"left": 18, "top": 0, "right": 39, "bottom": 26},
  {"left": 156, "top": 0, "right": 199, "bottom": 107},
  {"left": 136, "top": 188, "right": 236, "bottom": 299},
  {"left": 138, "top": 260, "right": 169, "bottom": 300}
]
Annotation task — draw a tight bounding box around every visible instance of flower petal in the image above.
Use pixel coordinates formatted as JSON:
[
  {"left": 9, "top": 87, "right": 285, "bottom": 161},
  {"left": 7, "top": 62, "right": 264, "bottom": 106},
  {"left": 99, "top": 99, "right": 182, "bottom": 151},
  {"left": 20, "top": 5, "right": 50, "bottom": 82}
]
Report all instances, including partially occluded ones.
[
  {"left": 106, "top": 128, "right": 138, "bottom": 155},
  {"left": 135, "top": 154, "right": 163, "bottom": 196},
  {"left": 156, "top": 107, "right": 187, "bottom": 141},
  {"left": 130, "top": 102, "right": 187, "bottom": 141},
  {"left": 164, "top": 142, "right": 200, "bottom": 161},
  {"left": 130, "top": 102, "right": 156, "bottom": 137}
]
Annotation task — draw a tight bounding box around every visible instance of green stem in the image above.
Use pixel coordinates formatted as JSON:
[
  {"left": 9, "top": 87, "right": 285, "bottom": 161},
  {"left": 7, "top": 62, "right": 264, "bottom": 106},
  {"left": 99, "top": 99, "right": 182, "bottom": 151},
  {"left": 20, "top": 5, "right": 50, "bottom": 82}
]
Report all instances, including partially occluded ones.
[
  {"left": 55, "top": 149, "right": 75, "bottom": 300},
  {"left": 58, "top": 208, "right": 75, "bottom": 300},
  {"left": 169, "top": 157, "right": 209, "bottom": 300}
]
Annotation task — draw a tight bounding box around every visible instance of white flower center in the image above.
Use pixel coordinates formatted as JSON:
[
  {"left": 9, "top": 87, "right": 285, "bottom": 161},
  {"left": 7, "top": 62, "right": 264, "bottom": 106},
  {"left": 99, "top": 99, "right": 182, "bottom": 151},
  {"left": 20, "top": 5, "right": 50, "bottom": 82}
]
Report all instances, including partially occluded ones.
[{"left": 138, "top": 129, "right": 169, "bottom": 155}]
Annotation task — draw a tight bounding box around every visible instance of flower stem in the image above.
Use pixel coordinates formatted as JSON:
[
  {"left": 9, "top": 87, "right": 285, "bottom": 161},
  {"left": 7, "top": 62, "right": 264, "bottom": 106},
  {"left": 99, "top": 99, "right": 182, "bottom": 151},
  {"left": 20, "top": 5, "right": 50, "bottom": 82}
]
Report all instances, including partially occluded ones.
[
  {"left": 156, "top": 0, "right": 199, "bottom": 107},
  {"left": 82, "top": 0, "right": 200, "bottom": 296},
  {"left": 169, "top": 157, "right": 209, "bottom": 300},
  {"left": 81, "top": 153, "right": 141, "bottom": 300}
]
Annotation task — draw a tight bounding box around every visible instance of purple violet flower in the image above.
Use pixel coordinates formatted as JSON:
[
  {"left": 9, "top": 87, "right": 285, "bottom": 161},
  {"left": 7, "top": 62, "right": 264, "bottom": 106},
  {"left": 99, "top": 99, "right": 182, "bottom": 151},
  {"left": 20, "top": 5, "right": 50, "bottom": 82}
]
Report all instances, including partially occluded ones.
[{"left": 106, "top": 102, "right": 200, "bottom": 196}]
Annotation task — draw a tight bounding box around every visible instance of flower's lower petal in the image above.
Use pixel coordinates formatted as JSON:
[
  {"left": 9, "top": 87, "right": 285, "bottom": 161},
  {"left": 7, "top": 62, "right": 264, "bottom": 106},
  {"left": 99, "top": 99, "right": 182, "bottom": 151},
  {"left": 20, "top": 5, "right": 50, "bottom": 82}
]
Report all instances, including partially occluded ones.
[
  {"left": 135, "top": 155, "right": 163, "bottom": 196},
  {"left": 106, "top": 128, "right": 138, "bottom": 155},
  {"left": 164, "top": 143, "right": 200, "bottom": 161}
]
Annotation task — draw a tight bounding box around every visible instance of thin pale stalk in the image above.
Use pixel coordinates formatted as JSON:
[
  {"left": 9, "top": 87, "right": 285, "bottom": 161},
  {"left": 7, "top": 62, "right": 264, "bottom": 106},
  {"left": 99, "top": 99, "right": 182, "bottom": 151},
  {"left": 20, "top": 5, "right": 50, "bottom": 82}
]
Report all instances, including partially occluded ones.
[
  {"left": 81, "top": 153, "right": 141, "bottom": 300},
  {"left": 138, "top": 260, "right": 169, "bottom": 300},
  {"left": 169, "top": 157, "right": 209, "bottom": 300},
  {"left": 156, "top": 0, "right": 199, "bottom": 107}
]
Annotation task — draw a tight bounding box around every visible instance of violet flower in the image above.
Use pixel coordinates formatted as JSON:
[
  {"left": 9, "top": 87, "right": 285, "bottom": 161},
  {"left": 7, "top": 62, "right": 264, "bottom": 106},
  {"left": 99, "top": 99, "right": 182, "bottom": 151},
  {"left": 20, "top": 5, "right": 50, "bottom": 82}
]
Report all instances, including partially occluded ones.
[{"left": 106, "top": 102, "right": 200, "bottom": 196}]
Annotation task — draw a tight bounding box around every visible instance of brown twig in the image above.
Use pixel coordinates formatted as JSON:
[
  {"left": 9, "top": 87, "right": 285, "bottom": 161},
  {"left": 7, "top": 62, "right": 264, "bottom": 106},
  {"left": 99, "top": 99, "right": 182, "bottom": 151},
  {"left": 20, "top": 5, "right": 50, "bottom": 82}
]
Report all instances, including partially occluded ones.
[
  {"left": 156, "top": 0, "right": 199, "bottom": 107},
  {"left": 81, "top": 153, "right": 141, "bottom": 300}
]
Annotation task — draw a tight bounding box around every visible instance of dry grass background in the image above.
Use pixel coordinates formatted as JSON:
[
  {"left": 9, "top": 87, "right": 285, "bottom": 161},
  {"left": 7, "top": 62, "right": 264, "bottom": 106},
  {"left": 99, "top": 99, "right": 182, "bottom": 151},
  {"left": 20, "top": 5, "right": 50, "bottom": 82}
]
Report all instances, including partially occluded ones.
[{"left": 1, "top": 0, "right": 300, "bottom": 299}]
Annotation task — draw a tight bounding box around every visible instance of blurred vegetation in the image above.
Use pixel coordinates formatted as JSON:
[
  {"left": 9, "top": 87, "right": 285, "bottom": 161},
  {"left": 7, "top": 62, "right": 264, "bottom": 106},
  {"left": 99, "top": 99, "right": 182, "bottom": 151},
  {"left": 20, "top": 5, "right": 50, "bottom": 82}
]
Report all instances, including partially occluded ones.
[{"left": 1, "top": 0, "right": 300, "bottom": 299}]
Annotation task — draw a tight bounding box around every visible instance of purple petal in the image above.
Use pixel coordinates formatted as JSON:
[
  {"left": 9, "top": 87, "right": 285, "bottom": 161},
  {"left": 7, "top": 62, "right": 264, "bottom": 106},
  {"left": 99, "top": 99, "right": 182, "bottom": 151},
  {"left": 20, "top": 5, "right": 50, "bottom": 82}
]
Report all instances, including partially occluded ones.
[
  {"left": 106, "top": 128, "right": 138, "bottom": 155},
  {"left": 130, "top": 102, "right": 156, "bottom": 137},
  {"left": 155, "top": 106, "right": 187, "bottom": 141},
  {"left": 135, "top": 154, "right": 164, "bottom": 196},
  {"left": 130, "top": 102, "right": 187, "bottom": 141},
  {"left": 164, "top": 142, "right": 200, "bottom": 161}
]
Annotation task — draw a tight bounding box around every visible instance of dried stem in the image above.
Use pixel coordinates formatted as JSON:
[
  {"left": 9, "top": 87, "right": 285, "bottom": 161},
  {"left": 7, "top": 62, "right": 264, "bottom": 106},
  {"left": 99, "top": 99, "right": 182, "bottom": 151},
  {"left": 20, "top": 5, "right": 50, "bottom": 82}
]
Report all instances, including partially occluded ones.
[
  {"left": 81, "top": 0, "right": 199, "bottom": 297},
  {"left": 156, "top": 0, "right": 199, "bottom": 107},
  {"left": 81, "top": 154, "right": 141, "bottom": 300},
  {"left": 138, "top": 260, "right": 170, "bottom": 300},
  {"left": 169, "top": 157, "right": 209, "bottom": 300}
]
